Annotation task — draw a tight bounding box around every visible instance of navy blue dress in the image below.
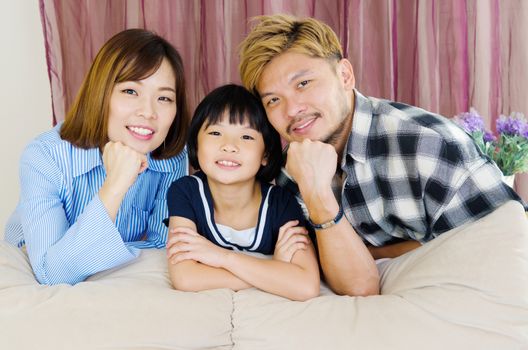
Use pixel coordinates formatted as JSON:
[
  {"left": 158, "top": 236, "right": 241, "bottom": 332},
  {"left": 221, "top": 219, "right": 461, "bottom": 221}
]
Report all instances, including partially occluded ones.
[{"left": 166, "top": 171, "right": 312, "bottom": 254}]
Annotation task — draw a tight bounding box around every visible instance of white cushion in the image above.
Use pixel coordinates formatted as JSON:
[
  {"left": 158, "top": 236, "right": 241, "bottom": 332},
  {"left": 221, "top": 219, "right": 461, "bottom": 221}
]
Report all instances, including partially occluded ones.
[
  {"left": 0, "top": 245, "right": 234, "bottom": 350},
  {"left": 1, "top": 201, "right": 526, "bottom": 349},
  {"left": 231, "top": 201, "right": 528, "bottom": 349}
]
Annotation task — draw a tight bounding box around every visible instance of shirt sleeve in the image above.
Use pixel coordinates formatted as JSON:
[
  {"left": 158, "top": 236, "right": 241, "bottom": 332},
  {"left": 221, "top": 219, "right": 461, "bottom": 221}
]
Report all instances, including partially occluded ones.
[
  {"left": 18, "top": 142, "right": 139, "bottom": 285},
  {"left": 128, "top": 153, "right": 189, "bottom": 249},
  {"left": 419, "top": 135, "right": 524, "bottom": 236},
  {"left": 431, "top": 157, "right": 524, "bottom": 232},
  {"left": 164, "top": 176, "right": 197, "bottom": 225}
]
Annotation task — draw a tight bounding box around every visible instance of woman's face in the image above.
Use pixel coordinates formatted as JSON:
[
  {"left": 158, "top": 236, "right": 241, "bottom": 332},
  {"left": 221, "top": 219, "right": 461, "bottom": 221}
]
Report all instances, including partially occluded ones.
[{"left": 107, "top": 58, "right": 177, "bottom": 155}]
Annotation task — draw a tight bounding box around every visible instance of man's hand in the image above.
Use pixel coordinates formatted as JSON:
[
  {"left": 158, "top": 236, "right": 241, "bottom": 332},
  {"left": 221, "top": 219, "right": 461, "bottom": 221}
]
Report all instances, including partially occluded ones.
[
  {"left": 273, "top": 220, "right": 310, "bottom": 263},
  {"left": 285, "top": 139, "right": 337, "bottom": 207},
  {"left": 286, "top": 139, "right": 340, "bottom": 224}
]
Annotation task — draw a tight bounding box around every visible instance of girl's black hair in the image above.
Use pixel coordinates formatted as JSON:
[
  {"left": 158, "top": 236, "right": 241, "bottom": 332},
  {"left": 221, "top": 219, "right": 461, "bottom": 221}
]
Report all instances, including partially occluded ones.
[{"left": 188, "top": 84, "right": 282, "bottom": 182}]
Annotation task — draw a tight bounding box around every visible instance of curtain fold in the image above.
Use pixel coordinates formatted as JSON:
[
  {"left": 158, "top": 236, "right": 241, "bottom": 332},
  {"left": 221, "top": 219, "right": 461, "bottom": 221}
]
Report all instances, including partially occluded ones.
[{"left": 38, "top": 0, "right": 528, "bottom": 200}]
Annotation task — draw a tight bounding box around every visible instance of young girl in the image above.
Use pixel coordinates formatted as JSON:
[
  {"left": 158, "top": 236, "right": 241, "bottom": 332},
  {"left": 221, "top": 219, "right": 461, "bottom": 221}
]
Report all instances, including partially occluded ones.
[{"left": 166, "top": 84, "right": 320, "bottom": 301}]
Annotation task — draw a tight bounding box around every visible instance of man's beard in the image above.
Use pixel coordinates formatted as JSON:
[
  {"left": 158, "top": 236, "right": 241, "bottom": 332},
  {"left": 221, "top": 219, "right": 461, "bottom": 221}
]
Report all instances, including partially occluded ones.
[
  {"left": 322, "top": 92, "right": 353, "bottom": 146},
  {"left": 322, "top": 110, "right": 352, "bottom": 147},
  {"left": 321, "top": 120, "right": 346, "bottom": 146}
]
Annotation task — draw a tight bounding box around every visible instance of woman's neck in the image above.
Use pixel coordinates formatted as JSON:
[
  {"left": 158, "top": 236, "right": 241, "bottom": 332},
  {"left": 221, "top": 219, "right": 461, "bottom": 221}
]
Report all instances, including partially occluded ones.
[{"left": 208, "top": 178, "right": 262, "bottom": 230}]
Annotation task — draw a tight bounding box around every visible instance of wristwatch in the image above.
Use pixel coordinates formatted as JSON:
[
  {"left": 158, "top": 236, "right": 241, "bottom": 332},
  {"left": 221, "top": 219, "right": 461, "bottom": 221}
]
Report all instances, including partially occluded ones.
[{"left": 308, "top": 206, "right": 344, "bottom": 230}]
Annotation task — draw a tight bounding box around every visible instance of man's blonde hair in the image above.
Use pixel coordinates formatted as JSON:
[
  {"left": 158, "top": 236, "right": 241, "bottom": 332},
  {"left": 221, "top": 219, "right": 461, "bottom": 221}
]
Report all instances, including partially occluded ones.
[{"left": 238, "top": 14, "right": 343, "bottom": 94}]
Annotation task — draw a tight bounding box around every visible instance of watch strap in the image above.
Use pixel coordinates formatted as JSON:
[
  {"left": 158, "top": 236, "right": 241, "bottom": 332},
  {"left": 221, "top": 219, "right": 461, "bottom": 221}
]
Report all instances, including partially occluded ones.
[{"left": 308, "top": 206, "right": 344, "bottom": 230}]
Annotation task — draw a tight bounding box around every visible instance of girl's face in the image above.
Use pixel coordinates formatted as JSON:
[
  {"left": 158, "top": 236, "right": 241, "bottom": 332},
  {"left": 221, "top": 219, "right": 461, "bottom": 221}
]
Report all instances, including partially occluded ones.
[
  {"left": 107, "top": 58, "right": 177, "bottom": 155},
  {"left": 197, "top": 113, "right": 267, "bottom": 186}
]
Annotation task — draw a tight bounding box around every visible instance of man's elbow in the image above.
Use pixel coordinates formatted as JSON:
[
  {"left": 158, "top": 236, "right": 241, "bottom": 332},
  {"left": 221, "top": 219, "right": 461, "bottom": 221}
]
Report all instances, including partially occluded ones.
[{"left": 331, "top": 276, "right": 380, "bottom": 297}]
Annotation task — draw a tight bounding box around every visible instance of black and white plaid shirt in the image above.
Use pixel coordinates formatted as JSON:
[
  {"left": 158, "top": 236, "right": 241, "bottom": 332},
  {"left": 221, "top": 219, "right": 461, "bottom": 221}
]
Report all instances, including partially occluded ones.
[{"left": 277, "top": 90, "right": 525, "bottom": 246}]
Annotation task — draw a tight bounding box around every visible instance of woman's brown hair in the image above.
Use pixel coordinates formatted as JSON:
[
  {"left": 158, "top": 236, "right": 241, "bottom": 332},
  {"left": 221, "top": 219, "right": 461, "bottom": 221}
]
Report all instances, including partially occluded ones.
[{"left": 60, "top": 28, "right": 188, "bottom": 159}]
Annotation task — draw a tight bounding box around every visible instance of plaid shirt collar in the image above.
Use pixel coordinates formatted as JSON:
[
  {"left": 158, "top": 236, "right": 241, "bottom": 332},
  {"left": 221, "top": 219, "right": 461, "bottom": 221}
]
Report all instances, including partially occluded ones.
[{"left": 344, "top": 89, "right": 372, "bottom": 165}]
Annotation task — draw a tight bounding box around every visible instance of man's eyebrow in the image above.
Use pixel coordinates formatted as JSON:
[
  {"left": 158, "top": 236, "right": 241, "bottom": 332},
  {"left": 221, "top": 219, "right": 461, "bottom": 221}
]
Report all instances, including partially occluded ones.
[
  {"left": 288, "top": 69, "right": 311, "bottom": 84},
  {"left": 260, "top": 69, "right": 312, "bottom": 99}
]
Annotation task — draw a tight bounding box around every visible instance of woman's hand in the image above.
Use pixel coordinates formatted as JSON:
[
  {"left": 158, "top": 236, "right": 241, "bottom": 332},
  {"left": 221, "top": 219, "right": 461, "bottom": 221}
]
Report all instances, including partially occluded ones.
[
  {"left": 167, "top": 226, "right": 230, "bottom": 268},
  {"left": 102, "top": 141, "right": 148, "bottom": 193},
  {"left": 273, "top": 220, "right": 310, "bottom": 263},
  {"left": 98, "top": 141, "right": 148, "bottom": 221}
]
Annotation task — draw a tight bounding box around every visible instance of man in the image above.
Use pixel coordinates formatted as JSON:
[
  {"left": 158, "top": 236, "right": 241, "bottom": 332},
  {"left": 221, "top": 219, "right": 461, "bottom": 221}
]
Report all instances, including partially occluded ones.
[{"left": 238, "top": 14, "right": 524, "bottom": 297}]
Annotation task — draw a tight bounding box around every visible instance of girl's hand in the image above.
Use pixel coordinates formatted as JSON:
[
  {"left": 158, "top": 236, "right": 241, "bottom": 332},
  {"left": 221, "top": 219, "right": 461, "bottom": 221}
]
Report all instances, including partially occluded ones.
[
  {"left": 101, "top": 141, "right": 148, "bottom": 195},
  {"left": 167, "top": 226, "right": 229, "bottom": 268},
  {"left": 273, "top": 220, "right": 310, "bottom": 263}
]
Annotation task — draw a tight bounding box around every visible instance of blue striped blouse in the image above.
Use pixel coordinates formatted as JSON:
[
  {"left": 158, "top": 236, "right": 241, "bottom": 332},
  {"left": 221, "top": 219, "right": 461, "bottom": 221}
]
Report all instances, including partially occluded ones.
[{"left": 4, "top": 124, "right": 187, "bottom": 285}]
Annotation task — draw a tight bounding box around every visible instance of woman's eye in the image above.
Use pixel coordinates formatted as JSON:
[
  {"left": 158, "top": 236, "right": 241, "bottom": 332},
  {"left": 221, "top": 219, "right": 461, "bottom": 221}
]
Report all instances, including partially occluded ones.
[
  {"left": 158, "top": 96, "right": 174, "bottom": 102},
  {"left": 242, "top": 135, "right": 255, "bottom": 140},
  {"left": 122, "top": 89, "right": 137, "bottom": 95}
]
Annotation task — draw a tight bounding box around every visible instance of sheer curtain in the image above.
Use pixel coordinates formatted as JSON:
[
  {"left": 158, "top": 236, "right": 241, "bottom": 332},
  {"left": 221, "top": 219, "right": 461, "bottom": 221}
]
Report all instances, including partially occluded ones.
[{"left": 39, "top": 0, "right": 528, "bottom": 200}]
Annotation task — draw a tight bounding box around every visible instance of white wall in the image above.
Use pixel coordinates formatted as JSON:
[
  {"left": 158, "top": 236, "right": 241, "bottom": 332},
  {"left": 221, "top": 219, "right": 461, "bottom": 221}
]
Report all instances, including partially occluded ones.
[{"left": 0, "top": 1, "right": 52, "bottom": 238}]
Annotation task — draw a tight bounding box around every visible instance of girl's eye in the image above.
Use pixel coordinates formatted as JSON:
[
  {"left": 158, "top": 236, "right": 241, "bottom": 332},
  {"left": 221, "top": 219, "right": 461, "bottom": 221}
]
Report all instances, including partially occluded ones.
[
  {"left": 242, "top": 135, "right": 255, "bottom": 140},
  {"left": 122, "top": 89, "right": 137, "bottom": 95},
  {"left": 158, "top": 96, "right": 174, "bottom": 102},
  {"left": 297, "top": 80, "right": 309, "bottom": 88},
  {"left": 207, "top": 131, "right": 220, "bottom": 136}
]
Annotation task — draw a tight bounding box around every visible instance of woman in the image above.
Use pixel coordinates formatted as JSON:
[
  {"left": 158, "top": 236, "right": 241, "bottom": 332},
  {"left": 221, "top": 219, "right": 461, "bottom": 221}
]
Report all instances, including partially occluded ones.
[{"left": 4, "top": 29, "right": 189, "bottom": 285}]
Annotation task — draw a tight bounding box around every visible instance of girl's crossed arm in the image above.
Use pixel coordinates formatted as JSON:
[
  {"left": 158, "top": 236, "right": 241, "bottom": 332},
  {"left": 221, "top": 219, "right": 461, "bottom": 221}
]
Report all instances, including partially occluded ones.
[
  {"left": 167, "top": 217, "right": 320, "bottom": 301},
  {"left": 167, "top": 216, "right": 251, "bottom": 291}
]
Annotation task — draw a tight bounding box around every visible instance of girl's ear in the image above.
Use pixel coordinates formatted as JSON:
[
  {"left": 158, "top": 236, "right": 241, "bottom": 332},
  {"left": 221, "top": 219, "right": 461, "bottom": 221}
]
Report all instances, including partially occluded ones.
[{"left": 261, "top": 154, "right": 268, "bottom": 166}]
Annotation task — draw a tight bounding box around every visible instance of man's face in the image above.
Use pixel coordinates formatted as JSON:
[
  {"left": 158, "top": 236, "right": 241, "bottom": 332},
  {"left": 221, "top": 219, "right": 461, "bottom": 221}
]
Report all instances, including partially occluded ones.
[{"left": 257, "top": 51, "right": 355, "bottom": 146}]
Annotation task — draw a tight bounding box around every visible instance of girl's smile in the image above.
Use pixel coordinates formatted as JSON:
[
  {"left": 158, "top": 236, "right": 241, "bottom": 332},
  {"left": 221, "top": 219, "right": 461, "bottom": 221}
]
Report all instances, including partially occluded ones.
[{"left": 197, "top": 114, "right": 267, "bottom": 186}]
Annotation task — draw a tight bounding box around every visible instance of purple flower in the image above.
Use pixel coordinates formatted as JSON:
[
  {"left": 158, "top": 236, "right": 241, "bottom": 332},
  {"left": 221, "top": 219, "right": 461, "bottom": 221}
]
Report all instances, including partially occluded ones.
[
  {"left": 455, "top": 108, "right": 485, "bottom": 133},
  {"left": 483, "top": 130, "right": 496, "bottom": 142},
  {"left": 457, "top": 109, "right": 528, "bottom": 175},
  {"left": 496, "top": 112, "right": 528, "bottom": 136}
]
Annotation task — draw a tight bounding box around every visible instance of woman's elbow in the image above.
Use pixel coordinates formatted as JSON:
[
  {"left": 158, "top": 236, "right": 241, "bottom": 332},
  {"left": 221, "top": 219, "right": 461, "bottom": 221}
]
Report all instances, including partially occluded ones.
[{"left": 34, "top": 259, "right": 84, "bottom": 286}]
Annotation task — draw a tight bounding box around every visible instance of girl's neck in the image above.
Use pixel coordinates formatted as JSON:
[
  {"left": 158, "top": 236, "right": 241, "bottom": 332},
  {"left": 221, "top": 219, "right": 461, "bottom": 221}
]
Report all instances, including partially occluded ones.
[{"left": 208, "top": 178, "right": 262, "bottom": 230}]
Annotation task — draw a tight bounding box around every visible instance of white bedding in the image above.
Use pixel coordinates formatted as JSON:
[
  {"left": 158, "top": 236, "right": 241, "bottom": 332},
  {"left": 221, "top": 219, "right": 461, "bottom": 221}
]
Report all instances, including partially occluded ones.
[{"left": 1, "top": 201, "right": 527, "bottom": 350}]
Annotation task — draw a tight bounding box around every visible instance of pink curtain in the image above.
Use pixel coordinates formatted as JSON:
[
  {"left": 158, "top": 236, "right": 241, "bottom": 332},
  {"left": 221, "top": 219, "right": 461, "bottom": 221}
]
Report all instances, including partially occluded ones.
[{"left": 39, "top": 0, "right": 528, "bottom": 201}]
